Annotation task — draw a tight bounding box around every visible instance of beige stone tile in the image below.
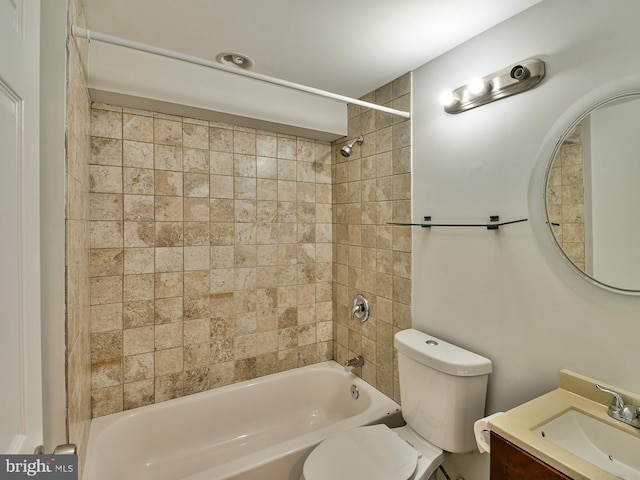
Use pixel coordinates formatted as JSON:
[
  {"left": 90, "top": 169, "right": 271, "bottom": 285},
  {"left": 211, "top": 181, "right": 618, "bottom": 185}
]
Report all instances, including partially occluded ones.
[
  {"left": 92, "top": 362, "right": 121, "bottom": 395},
  {"left": 184, "top": 246, "right": 210, "bottom": 271},
  {"left": 232, "top": 154, "right": 255, "bottom": 178},
  {"left": 154, "top": 144, "right": 183, "bottom": 171},
  {"left": 123, "top": 379, "right": 154, "bottom": 410},
  {"left": 90, "top": 248, "right": 123, "bottom": 277},
  {"left": 124, "top": 221, "right": 154, "bottom": 248},
  {"left": 210, "top": 175, "right": 234, "bottom": 199},
  {"left": 183, "top": 271, "right": 210, "bottom": 296},
  {"left": 183, "top": 148, "right": 209, "bottom": 173},
  {"left": 184, "top": 319, "right": 210, "bottom": 345},
  {"left": 155, "top": 196, "right": 183, "bottom": 222},
  {"left": 277, "top": 137, "right": 296, "bottom": 160},
  {"left": 183, "top": 123, "right": 209, "bottom": 150},
  {"left": 210, "top": 246, "right": 234, "bottom": 269},
  {"left": 210, "top": 268, "right": 234, "bottom": 294},
  {"left": 90, "top": 165, "right": 122, "bottom": 193},
  {"left": 123, "top": 353, "right": 154, "bottom": 383},
  {"left": 234, "top": 177, "right": 256, "bottom": 199},
  {"left": 393, "top": 147, "right": 411, "bottom": 175},
  {"left": 257, "top": 156, "right": 277, "bottom": 179},
  {"left": 256, "top": 134, "right": 277, "bottom": 158},
  {"left": 155, "top": 247, "right": 183, "bottom": 273},
  {"left": 184, "top": 344, "right": 211, "bottom": 371},
  {"left": 155, "top": 170, "right": 183, "bottom": 196},
  {"left": 184, "top": 173, "right": 209, "bottom": 197},
  {"left": 124, "top": 248, "right": 154, "bottom": 275},
  {"left": 154, "top": 118, "right": 182, "bottom": 146},
  {"left": 235, "top": 223, "right": 256, "bottom": 245},
  {"left": 91, "top": 385, "right": 123, "bottom": 417},
  {"left": 123, "top": 167, "right": 154, "bottom": 195},
  {"left": 257, "top": 179, "right": 278, "bottom": 201},
  {"left": 184, "top": 222, "right": 209, "bottom": 246},
  {"left": 235, "top": 268, "right": 256, "bottom": 291},
  {"left": 123, "top": 140, "right": 153, "bottom": 169},
  {"left": 91, "top": 137, "right": 122, "bottom": 166},
  {"left": 233, "top": 131, "right": 256, "bottom": 155},
  {"left": 123, "top": 326, "right": 154, "bottom": 356},
  {"left": 155, "top": 347, "right": 184, "bottom": 376},
  {"left": 123, "top": 195, "right": 154, "bottom": 222},
  {"left": 155, "top": 272, "right": 184, "bottom": 299},
  {"left": 155, "top": 322, "right": 183, "bottom": 350},
  {"left": 210, "top": 151, "right": 233, "bottom": 175},
  {"left": 91, "top": 303, "right": 123, "bottom": 333},
  {"left": 123, "top": 300, "right": 154, "bottom": 328},
  {"left": 91, "top": 109, "right": 122, "bottom": 139},
  {"left": 183, "top": 198, "right": 209, "bottom": 222},
  {"left": 154, "top": 373, "right": 183, "bottom": 402},
  {"left": 155, "top": 297, "right": 183, "bottom": 324},
  {"left": 123, "top": 274, "right": 154, "bottom": 302},
  {"left": 90, "top": 276, "right": 122, "bottom": 305},
  {"left": 155, "top": 222, "right": 183, "bottom": 247},
  {"left": 210, "top": 126, "right": 233, "bottom": 152},
  {"left": 91, "top": 330, "right": 123, "bottom": 363},
  {"left": 123, "top": 114, "right": 153, "bottom": 142},
  {"left": 210, "top": 223, "right": 234, "bottom": 246}
]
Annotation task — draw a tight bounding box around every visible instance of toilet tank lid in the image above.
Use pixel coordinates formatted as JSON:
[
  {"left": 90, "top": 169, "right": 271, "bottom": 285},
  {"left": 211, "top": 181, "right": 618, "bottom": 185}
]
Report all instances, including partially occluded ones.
[{"left": 394, "top": 329, "right": 492, "bottom": 376}]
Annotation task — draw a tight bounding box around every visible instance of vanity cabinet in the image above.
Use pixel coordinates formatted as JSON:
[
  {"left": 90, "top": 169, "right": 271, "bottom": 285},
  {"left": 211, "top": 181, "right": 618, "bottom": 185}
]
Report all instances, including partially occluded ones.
[{"left": 490, "top": 432, "right": 572, "bottom": 480}]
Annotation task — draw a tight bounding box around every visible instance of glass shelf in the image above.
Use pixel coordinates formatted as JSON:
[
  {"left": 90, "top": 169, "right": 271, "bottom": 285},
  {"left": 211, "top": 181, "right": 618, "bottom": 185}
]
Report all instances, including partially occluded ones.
[{"left": 387, "top": 216, "right": 528, "bottom": 230}]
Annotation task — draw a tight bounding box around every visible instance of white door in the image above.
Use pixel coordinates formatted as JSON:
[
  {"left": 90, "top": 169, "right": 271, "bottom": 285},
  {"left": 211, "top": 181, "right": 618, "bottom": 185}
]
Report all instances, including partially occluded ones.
[{"left": 0, "top": 0, "right": 43, "bottom": 454}]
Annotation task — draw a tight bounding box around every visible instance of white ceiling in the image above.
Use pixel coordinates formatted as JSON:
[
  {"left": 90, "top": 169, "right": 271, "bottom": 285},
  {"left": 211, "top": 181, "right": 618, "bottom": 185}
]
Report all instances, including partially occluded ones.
[{"left": 82, "top": 0, "right": 542, "bottom": 99}]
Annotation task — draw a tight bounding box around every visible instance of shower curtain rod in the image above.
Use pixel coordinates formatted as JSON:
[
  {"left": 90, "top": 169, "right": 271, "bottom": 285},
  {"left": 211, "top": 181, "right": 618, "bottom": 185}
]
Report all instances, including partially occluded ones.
[{"left": 71, "top": 27, "right": 411, "bottom": 119}]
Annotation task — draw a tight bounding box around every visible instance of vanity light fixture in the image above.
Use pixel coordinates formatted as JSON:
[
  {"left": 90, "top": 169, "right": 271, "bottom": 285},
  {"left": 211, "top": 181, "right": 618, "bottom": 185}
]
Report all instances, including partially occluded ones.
[{"left": 440, "top": 58, "right": 545, "bottom": 114}]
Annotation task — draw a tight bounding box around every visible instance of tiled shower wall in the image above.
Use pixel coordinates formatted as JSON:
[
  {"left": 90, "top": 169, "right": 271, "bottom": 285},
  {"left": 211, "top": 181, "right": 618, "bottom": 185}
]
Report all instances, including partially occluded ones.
[
  {"left": 332, "top": 74, "right": 412, "bottom": 403},
  {"left": 89, "top": 106, "right": 333, "bottom": 416},
  {"left": 66, "top": 0, "right": 92, "bottom": 469}
]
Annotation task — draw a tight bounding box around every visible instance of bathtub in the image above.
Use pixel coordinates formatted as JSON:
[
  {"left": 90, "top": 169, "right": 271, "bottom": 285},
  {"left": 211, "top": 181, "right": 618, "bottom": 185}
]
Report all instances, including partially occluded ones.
[{"left": 84, "top": 361, "right": 402, "bottom": 480}]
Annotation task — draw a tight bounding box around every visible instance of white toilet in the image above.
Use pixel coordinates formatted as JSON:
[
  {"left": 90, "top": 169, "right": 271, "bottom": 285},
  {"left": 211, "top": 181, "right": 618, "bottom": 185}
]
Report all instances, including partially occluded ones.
[{"left": 302, "top": 328, "right": 492, "bottom": 480}]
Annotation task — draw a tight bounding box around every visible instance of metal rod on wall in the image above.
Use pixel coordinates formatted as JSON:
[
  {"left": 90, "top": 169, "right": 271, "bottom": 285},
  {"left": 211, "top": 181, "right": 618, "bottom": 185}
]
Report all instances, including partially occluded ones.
[{"left": 71, "top": 26, "right": 411, "bottom": 119}]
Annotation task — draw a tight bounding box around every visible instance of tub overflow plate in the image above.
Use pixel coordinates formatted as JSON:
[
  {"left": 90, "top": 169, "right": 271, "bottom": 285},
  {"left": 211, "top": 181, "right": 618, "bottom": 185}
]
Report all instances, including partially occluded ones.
[{"left": 350, "top": 384, "right": 359, "bottom": 399}]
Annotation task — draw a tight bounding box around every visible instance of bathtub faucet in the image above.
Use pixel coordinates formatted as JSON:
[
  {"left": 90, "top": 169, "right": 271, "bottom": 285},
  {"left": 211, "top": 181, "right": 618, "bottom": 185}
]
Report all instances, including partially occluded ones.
[{"left": 344, "top": 355, "right": 364, "bottom": 373}]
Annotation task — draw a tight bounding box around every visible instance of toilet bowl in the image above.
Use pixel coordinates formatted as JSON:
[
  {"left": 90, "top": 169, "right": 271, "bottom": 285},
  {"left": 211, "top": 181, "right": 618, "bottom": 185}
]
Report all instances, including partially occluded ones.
[{"left": 301, "top": 329, "right": 492, "bottom": 480}]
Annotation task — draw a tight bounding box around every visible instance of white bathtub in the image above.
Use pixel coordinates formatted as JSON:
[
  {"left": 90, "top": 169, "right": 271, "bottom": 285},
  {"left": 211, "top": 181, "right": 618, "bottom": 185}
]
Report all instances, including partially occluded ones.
[{"left": 84, "top": 361, "right": 401, "bottom": 480}]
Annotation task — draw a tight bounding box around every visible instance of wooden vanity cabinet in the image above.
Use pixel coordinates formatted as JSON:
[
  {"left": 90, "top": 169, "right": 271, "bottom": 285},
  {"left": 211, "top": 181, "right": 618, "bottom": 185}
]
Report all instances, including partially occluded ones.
[{"left": 490, "top": 432, "right": 572, "bottom": 480}]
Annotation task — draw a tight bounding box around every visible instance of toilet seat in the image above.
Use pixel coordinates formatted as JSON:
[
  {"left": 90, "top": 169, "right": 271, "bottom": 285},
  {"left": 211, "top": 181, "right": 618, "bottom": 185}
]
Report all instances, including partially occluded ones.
[{"left": 303, "top": 424, "right": 420, "bottom": 480}]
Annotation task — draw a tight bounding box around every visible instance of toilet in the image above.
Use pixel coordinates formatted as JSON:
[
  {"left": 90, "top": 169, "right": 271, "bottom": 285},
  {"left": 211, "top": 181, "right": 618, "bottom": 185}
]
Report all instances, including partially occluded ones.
[{"left": 302, "top": 328, "right": 492, "bottom": 480}]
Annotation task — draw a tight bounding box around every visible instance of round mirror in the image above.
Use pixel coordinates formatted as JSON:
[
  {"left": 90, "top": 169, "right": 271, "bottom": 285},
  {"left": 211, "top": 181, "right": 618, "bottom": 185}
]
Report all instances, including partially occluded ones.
[{"left": 544, "top": 91, "right": 640, "bottom": 293}]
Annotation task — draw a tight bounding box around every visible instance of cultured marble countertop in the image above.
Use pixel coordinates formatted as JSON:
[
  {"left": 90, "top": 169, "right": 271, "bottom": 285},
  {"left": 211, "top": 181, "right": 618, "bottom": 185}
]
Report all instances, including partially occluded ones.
[{"left": 489, "top": 370, "right": 640, "bottom": 480}]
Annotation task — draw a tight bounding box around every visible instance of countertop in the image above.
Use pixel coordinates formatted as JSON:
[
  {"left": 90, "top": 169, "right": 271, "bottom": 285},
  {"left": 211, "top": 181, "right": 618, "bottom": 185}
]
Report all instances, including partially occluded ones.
[{"left": 488, "top": 370, "right": 640, "bottom": 480}]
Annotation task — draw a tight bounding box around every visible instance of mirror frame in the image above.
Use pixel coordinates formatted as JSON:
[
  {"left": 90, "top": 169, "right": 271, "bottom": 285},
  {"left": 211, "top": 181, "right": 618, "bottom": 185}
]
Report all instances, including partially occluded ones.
[{"left": 542, "top": 86, "right": 640, "bottom": 294}]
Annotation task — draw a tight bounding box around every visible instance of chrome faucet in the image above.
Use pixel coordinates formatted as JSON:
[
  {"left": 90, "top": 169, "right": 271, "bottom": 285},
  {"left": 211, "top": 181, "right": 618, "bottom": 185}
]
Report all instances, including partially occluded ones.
[
  {"left": 596, "top": 384, "right": 640, "bottom": 429},
  {"left": 344, "top": 355, "right": 364, "bottom": 373}
]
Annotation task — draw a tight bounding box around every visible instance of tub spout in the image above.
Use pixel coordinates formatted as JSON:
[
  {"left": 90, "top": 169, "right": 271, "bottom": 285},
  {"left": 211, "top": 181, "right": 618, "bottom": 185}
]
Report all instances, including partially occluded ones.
[{"left": 344, "top": 355, "right": 364, "bottom": 373}]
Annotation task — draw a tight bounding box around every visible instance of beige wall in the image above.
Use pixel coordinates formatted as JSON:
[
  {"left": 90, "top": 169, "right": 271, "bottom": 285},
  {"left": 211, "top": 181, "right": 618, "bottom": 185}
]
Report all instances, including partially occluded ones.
[
  {"left": 66, "top": 0, "right": 92, "bottom": 471},
  {"left": 88, "top": 106, "right": 334, "bottom": 416},
  {"left": 332, "top": 74, "right": 412, "bottom": 403}
]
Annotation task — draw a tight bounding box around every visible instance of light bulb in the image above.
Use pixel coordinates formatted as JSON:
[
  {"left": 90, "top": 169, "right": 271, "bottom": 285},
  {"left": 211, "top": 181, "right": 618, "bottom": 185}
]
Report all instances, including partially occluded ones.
[
  {"left": 439, "top": 90, "right": 458, "bottom": 107},
  {"left": 468, "top": 77, "right": 488, "bottom": 95}
]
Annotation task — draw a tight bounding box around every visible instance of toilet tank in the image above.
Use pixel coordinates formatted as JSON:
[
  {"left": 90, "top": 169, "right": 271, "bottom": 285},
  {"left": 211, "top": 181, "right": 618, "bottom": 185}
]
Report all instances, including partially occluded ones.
[{"left": 394, "top": 329, "right": 492, "bottom": 453}]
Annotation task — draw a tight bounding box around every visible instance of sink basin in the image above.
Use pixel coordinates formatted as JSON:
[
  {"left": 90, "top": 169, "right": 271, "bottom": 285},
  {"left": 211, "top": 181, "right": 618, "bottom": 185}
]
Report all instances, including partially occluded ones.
[{"left": 534, "top": 409, "right": 640, "bottom": 480}]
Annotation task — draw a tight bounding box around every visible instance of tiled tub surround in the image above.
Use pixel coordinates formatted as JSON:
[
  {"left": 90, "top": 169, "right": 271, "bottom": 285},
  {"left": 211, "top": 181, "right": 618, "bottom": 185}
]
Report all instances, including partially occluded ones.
[
  {"left": 547, "top": 124, "right": 585, "bottom": 270},
  {"left": 332, "top": 74, "right": 412, "bottom": 403},
  {"left": 89, "top": 105, "right": 333, "bottom": 416}
]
